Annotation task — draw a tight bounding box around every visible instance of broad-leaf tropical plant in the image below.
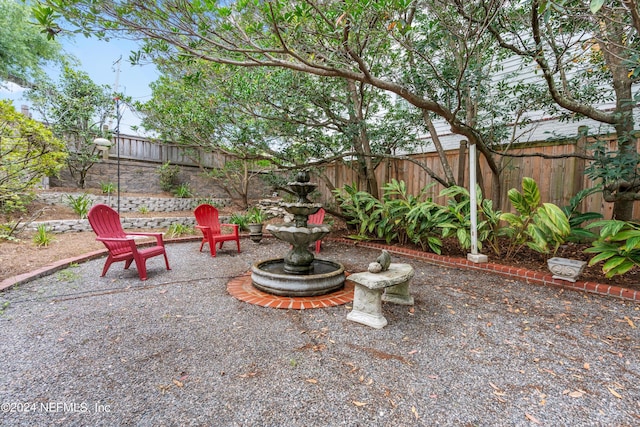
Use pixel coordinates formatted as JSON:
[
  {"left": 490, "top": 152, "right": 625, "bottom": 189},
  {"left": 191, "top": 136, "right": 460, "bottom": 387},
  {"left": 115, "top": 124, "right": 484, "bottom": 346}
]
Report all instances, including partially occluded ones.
[
  {"left": 561, "top": 187, "right": 603, "bottom": 243},
  {"left": 585, "top": 220, "right": 640, "bottom": 277},
  {"left": 500, "top": 177, "right": 571, "bottom": 258}
]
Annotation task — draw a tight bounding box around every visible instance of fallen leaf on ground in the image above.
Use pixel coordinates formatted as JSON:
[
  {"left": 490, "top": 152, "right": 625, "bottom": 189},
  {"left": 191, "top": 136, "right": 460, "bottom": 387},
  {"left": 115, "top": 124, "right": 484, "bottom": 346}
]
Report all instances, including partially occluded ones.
[
  {"left": 525, "top": 413, "right": 542, "bottom": 424},
  {"left": 625, "top": 316, "right": 636, "bottom": 328},
  {"left": 412, "top": 406, "right": 419, "bottom": 420},
  {"left": 173, "top": 379, "right": 184, "bottom": 388},
  {"left": 306, "top": 379, "right": 318, "bottom": 384},
  {"left": 607, "top": 387, "right": 622, "bottom": 399},
  {"left": 352, "top": 401, "right": 367, "bottom": 407}
]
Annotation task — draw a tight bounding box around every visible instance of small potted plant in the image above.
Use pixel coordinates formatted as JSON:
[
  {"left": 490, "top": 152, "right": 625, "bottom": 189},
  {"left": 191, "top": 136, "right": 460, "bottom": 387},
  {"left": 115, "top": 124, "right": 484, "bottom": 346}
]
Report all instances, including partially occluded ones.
[{"left": 247, "top": 207, "right": 266, "bottom": 243}]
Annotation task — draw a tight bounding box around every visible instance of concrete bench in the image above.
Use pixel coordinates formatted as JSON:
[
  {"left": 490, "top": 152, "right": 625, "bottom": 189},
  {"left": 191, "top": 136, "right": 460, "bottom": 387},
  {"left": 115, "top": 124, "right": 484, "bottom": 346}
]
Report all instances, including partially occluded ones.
[{"left": 346, "top": 263, "right": 415, "bottom": 329}]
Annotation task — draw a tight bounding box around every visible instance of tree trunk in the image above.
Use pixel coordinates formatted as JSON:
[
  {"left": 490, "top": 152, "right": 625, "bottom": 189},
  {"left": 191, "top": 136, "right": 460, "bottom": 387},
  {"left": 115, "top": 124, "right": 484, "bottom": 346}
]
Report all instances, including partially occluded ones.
[
  {"left": 347, "top": 80, "right": 379, "bottom": 199},
  {"left": 422, "top": 111, "right": 457, "bottom": 187}
]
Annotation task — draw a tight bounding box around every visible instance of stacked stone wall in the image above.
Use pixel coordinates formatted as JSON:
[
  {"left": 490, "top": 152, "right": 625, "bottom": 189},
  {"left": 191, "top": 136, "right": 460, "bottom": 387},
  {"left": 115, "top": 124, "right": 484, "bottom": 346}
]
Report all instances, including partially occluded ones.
[
  {"left": 35, "top": 192, "right": 231, "bottom": 213},
  {"left": 27, "top": 217, "right": 198, "bottom": 233}
]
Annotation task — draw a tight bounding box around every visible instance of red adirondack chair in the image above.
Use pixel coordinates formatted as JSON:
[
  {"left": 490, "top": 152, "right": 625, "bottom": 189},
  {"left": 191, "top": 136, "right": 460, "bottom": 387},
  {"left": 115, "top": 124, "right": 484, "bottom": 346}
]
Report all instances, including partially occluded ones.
[
  {"left": 87, "top": 204, "right": 171, "bottom": 281},
  {"left": 194, "top": 204, "right": 241, "bottom": 257},
  {"left": 308, "top": 207, "right": 326, "bottom": 254}
]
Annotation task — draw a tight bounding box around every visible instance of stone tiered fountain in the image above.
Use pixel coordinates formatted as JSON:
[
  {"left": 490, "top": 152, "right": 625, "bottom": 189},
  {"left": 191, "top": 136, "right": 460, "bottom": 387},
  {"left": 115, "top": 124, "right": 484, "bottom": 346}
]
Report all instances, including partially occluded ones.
[{"left": 251, "top": 171, "right": 345, "bottom": 296}]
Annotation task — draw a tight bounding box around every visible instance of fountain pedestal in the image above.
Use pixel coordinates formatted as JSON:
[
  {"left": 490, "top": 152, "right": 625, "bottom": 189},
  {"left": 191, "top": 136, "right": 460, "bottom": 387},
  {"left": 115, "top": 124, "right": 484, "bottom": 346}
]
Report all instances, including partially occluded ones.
[{"left": 250, "top": 170, "right": 345, "bottom": 297}]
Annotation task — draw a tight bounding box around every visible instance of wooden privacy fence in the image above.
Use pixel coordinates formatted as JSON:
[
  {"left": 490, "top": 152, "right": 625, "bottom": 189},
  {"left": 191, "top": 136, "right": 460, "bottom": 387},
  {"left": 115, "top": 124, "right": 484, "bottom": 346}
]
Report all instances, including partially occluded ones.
[
  {"left": 315, "top": 132, "right": 640, "bottom": 220},
  {"left": 107, "top": 134, "right": 231, "bottom": 169},
  {"left": 105, "top": 133, "right": 639, "bottom": 220}
]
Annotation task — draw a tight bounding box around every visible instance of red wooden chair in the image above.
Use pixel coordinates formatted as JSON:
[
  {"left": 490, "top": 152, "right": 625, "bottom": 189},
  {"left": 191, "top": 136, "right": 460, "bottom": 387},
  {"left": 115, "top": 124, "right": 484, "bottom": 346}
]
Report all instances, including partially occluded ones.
[
  {"left": 87, "top": 204, "right": 171, "bottom": 281},
  {"left": 194, "top": 204, "right": 241, "bottom": 257},
  {"left": 308, "top": 208, "right": 326, "bottom": 254}
]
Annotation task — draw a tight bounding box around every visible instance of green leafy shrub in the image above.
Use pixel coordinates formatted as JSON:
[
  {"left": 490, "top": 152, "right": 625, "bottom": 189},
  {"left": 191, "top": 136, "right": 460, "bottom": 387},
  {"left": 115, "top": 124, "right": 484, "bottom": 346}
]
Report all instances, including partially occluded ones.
[
  {"left": 167, "top": 223, "right": 195, "bottom": 238},
  {"left": 405, "top": 199, "right": 446, "bottom": 254},
  {"left": 100, "top": 182, "right": 115, "bottom": 194},
  {"left": 158, "top": 161, "right": 180, "bottom": 192},
  {"left": 0, "top": 193, "right": 35, "bottom": 215},
  {"left": 247, "top": 207, "right": 266, "bottom": 224},
  {"left": 229, "top": 212, "right": 249, "bottom": 231},
  {"left": 333, "top": 183, "right": 383, "bottom": 240},
  {"left": 65, "top": 193, "right": 92, "bottom": 219},
  {"left": 33, "top": 224, "right": 54, "bottom": 247},
  {"left": 173, "top": 183, "right": 192, "bottom": 198},
  {"left": 380, "top": 179, "right": 430, "bottom": 245},
  {"left": 0, "top": 101, "right": 66, "bottom": 212},
  {"left": 585, "top": 220, "right": 640, "bottom": 277},
  {"left": 0, "top": 222, "right": 20, "bottom": 241},
  {"left": 334, "top": 180, "right": 444, "bottom": 252}
]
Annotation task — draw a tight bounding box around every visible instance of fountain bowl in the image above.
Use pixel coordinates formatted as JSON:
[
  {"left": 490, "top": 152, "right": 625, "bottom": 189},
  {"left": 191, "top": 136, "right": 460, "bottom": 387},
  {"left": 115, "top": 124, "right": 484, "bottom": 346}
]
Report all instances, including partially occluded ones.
[
  {"left": 266, "top": 223, "right": 330, "bottom": 246},
  {"left": 251, "top": 258, "right": 345, "bottom": 297}
]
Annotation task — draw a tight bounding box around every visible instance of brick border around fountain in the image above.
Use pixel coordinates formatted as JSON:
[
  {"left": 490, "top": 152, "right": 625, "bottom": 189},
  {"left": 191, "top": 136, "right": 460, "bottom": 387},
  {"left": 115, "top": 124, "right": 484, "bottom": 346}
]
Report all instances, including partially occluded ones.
[{"left": 227, "top": 272, "right": 354, "bottom": 309}]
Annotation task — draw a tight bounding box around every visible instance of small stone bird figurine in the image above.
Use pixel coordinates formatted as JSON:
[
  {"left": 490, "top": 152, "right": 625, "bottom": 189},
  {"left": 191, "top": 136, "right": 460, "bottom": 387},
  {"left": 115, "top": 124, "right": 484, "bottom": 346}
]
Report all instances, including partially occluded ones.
[{"left": 368, "top": 250, "right": 391, "bottom": 273}]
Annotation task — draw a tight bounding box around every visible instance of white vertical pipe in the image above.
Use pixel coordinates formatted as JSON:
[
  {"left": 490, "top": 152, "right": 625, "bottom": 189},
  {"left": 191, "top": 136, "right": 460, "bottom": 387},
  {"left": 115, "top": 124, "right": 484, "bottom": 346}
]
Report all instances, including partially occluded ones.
[{"left": 469, "top": 143, "right": 478, "bottom": 255}]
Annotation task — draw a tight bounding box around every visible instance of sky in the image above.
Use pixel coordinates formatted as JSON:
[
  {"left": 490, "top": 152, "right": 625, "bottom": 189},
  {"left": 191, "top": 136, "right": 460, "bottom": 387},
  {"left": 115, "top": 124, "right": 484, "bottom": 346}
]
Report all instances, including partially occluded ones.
[{"left": 0, "top": 35, "right": 158, "bottom": 136}]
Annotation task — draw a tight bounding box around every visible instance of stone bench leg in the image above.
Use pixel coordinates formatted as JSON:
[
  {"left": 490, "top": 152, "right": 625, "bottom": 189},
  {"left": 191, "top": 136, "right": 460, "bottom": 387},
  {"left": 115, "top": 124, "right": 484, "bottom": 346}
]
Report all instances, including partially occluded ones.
[
  {"left": 347, "top": 284, "right": 387, "bottom": 329},
  {"left": 382, "top": 281, "right": 414, "bottom": 305}
]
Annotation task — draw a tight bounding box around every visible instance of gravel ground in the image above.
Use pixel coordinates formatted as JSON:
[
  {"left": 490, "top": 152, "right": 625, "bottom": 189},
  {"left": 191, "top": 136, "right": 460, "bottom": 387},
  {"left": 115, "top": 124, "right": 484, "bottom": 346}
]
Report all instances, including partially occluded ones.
[{"left": 0, "top": 238, "right": 638, "bottom": 427}]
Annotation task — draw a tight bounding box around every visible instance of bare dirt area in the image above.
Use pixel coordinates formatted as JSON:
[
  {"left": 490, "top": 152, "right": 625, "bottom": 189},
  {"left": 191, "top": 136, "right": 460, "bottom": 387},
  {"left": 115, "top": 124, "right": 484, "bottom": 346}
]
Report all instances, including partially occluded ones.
[{"left": 1, "top": 191, "right": 639, "bottom": 293}]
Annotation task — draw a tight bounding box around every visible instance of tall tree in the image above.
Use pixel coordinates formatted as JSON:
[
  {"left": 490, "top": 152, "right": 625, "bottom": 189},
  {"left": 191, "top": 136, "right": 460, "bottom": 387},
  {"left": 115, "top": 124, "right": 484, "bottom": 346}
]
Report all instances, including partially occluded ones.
[
  {"left": 0, "top": 100, "right": 67, "bottom": 212},
  {"left": 139, "top": 60, "right": 427, "bottom": 201},
  {"left": 0, "top": 0, "right": 63, "bottom": 88},
  {"left": 468, "top": 0, "right": 640, "bottom": 220},
  {"left": 32, "top": 0, "right": 510, "bottom": 205},
  {"left": 27, "top": 66, "right": 115, "bottom": 188}
]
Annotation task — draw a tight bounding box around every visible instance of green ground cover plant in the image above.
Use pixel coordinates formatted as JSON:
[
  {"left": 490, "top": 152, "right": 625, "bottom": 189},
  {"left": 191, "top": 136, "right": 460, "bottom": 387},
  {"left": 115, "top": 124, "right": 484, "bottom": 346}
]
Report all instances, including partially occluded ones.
[{"left": 65, "top": 193, "right": 91, "bottom": 219}]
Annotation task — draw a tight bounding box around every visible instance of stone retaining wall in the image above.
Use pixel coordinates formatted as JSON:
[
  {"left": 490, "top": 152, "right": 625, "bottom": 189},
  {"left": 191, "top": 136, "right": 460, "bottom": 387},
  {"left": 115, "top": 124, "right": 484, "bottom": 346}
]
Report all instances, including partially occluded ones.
[
  {"left": 28, "top": 193, "right": 292, "bottom": 233},
  {"left": 28, "top": 216, "right": 199, "bottom": 233},
  {"left": 35, "top": 192, "right": 231, "bottom": 213}
]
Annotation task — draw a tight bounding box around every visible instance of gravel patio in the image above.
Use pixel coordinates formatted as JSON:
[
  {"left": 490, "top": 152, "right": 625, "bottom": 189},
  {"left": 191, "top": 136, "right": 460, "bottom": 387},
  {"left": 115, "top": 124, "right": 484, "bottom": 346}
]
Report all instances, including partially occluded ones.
[{"left": 0, "top": 238, "right": 638, "bottom": 426}]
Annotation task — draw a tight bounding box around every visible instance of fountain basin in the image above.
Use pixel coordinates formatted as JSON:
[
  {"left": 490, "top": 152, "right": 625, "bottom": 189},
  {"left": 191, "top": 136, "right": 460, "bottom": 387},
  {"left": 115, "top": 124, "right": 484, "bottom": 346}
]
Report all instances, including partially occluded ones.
[{"left": 252, "top": 258, "right": 345, "bottom": 297}]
